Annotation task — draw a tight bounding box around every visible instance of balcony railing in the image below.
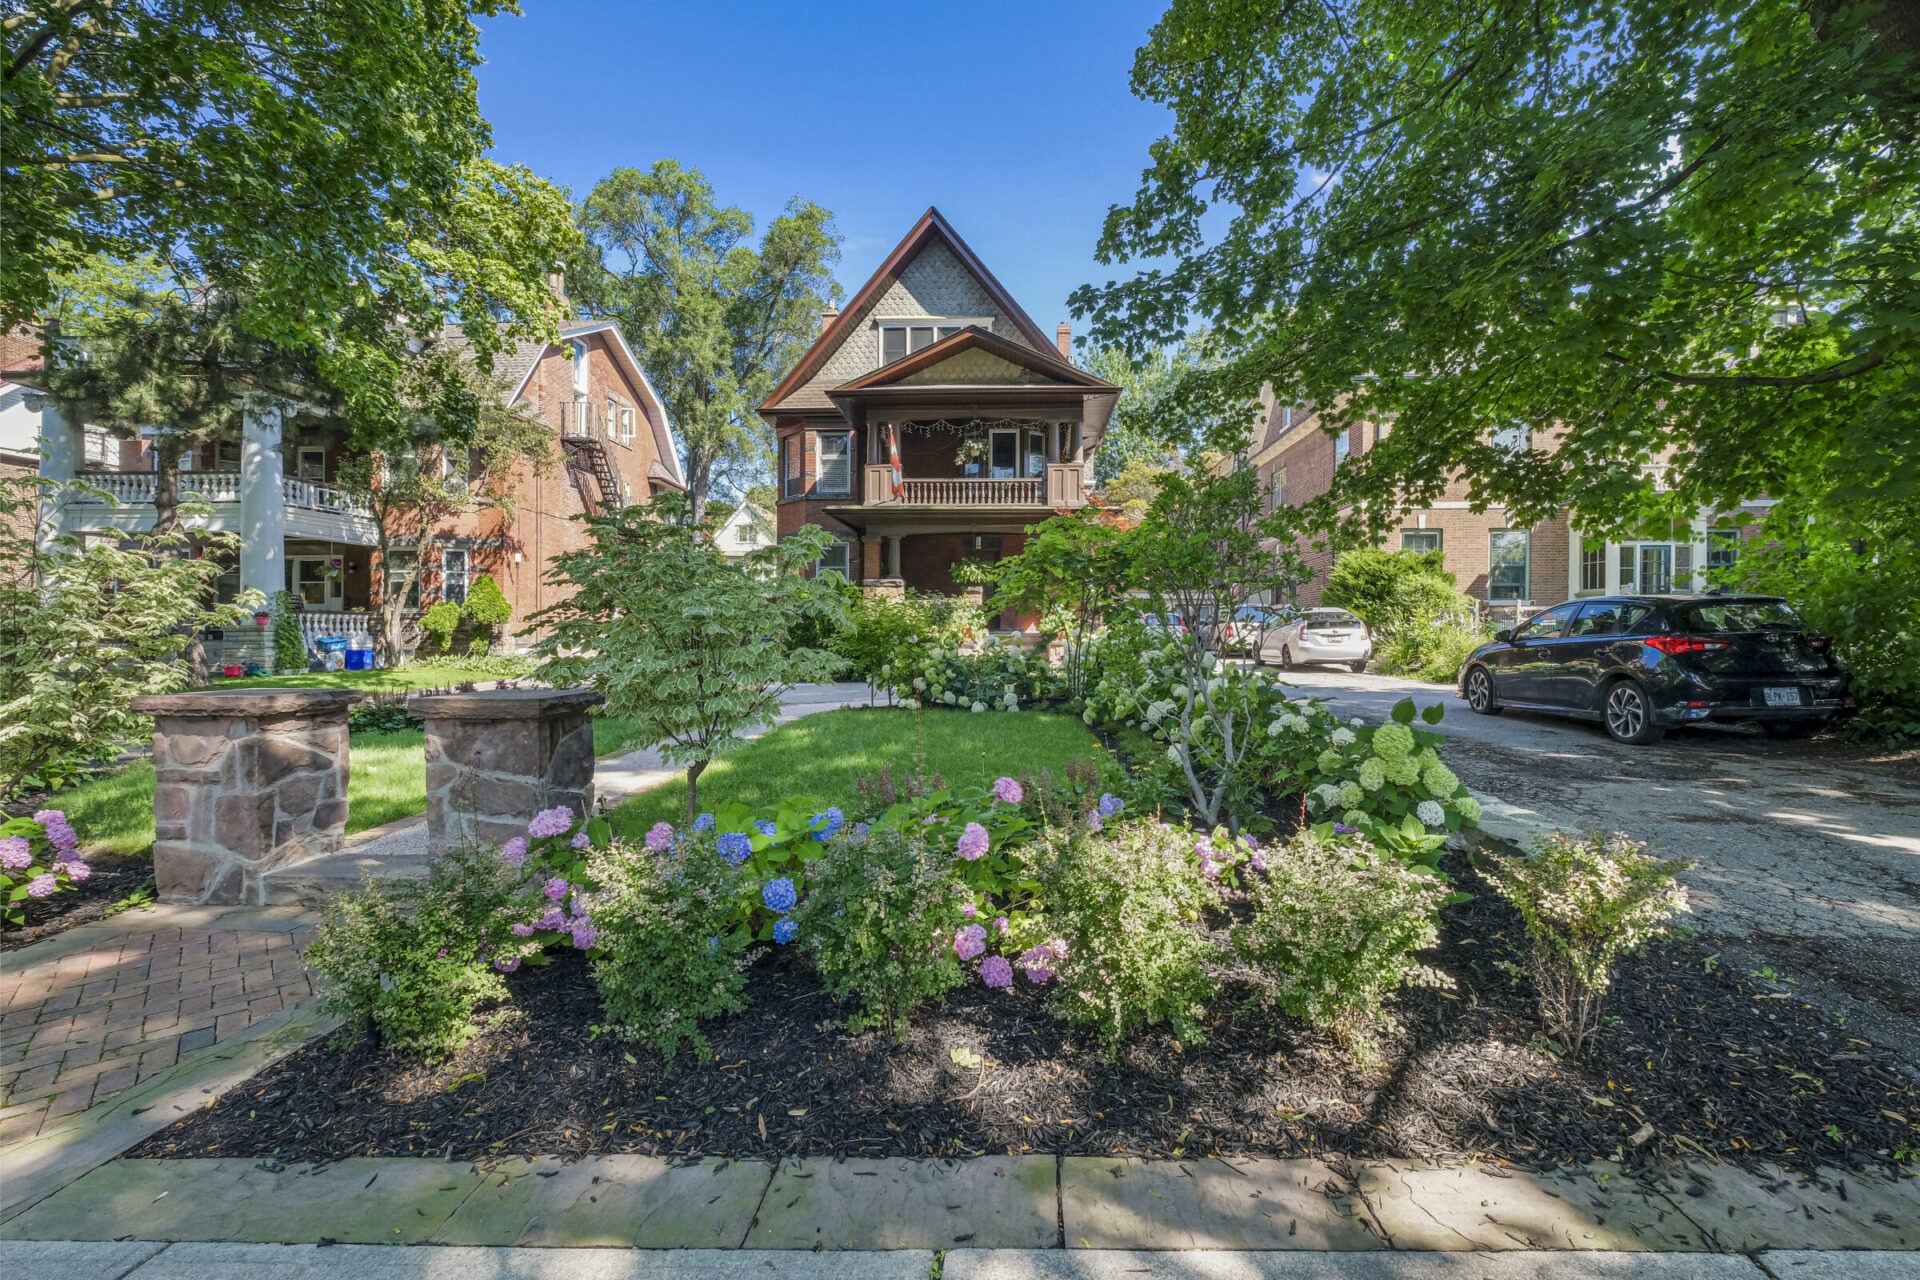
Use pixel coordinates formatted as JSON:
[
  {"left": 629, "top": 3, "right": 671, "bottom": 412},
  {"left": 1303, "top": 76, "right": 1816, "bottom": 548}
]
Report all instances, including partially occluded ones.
[
  {"left": 860, "top": 464, "right": 1086, "bottom": 508},
  {"left": 69, "top": 469, "right": 370, "bottom": 516}
]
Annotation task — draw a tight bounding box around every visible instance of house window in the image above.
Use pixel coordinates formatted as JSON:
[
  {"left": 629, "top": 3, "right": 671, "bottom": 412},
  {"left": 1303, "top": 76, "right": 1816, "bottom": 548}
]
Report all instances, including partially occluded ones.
[
  {"left": 570, "top": 339, "right": 590, "bottom": 393},
  {"left": 289, "top": 557, "right": 342, "bottom": 608},
  {"left": 989, "top": 429, "right": 1019, "bottom": 480},
  {"left": 216, "top": 440, "right": 241, "bottom": 470},
  {"left": 619, "top": 406, "right": 635, "bottom": 443},
  {"left": 814, "top": 431, "right": 852, "bottom": 496},
  {"left": 1271, "top": 465, "right": 1288, "bottom": 509},
  {"left": 1333, "top": 430, "right": 1350, "bottom": 465},
  {"left": 1707, "top": 530, "right": 1741, "bottom": 573},
  {"left": 82, "top": 429, "right": 116, "bottom": 468},
  {"left": 295, "top": 446, "right": 327, "bottom": 481},
  {"left": 1619, "top": 543, "right": 1674, "bottom": 594},
  {"left": 1580, "top": 544, "right": 1607, "bottom": 592},
  {"left": 1025, "top": 428, "right": 1046, "bottom": 479},
  {"left": 1488, "top": 530, "right": 1530, "bottom": 601},
  {"left": 1401, "top": 530, "right": 1441, "bottom": 553},
  {"left": 816, "top": 538, "right": 850, "bottom": 579},
  {"left": 441, "top": 547, "right": 469, "bottom": 604},
  {"left": 1491, "top": 423, "right": 1532, "bottom": 452},
  {"left": 781, "top": 437, "right": 801, "bottom": 499},
  {"left": 878, "top": 321, "right": 980, "bottom": 364},
  {"left": 385, "top": 549, "right": 420, "bottom": 611}
]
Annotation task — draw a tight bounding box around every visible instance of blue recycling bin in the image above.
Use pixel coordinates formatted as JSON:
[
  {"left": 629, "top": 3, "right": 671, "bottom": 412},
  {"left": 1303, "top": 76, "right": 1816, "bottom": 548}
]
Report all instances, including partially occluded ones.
[
  {"left": 344, "top": 648, "right": 374, "bottom": 671},
  {"left": 313, "top": 635, "right": 349, "bottom": 654}
]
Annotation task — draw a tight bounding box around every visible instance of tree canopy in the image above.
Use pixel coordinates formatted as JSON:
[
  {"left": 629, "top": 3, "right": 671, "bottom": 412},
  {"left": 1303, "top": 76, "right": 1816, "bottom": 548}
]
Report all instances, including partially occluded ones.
[
  {"left": 1074, "top": 0, "right": 1919, "bottom": 541},
  {"left": 2, "top": 0, "right": 514, "bottom": 353},
  {"left": 573, "top": 160, "right": 842, "bottom": 523}
]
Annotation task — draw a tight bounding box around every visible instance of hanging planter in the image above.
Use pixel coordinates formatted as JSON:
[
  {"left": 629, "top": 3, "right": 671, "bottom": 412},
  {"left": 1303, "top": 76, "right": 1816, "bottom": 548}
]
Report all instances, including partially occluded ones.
[{"left": 253, "top": 611, "right": 271, "bottom": 626}]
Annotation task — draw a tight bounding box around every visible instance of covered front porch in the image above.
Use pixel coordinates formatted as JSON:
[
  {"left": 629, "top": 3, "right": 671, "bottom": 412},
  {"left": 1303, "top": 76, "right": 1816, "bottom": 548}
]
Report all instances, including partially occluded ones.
[{"left": 854, "top": 417, "right": 1092, "bottom": 509}]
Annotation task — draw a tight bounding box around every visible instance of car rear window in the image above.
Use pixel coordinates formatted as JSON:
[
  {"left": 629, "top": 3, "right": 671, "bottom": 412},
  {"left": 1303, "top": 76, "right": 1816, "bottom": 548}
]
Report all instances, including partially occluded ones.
[
  {"left": 1678, "top": 600, "right": 1803, "bottom": 633},
  {"left": 1306, "top": 610, "right": 1359, "bottom": 626}
]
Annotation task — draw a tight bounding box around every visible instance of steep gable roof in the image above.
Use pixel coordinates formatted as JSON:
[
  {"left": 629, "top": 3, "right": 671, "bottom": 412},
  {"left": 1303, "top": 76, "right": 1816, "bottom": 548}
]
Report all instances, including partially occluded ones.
[
  {"left": 833, "top": 326, "right": 1114, "bottom": 394},
  {"left": 762, "top": 208, "right": 1057, "bottom": 414}
]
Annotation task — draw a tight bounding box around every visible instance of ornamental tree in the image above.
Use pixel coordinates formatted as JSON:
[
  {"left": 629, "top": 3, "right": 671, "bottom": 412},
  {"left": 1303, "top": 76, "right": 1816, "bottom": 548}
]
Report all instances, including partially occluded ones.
[
  {"left": 1075, "top": 0, "right": 1919, "bottom": 541},
  {"left": 531, "top": 497, "right": 847, "bottom": 819},
  {"left": 980, "top": 507, "right": 1130, "bottom": 698}
]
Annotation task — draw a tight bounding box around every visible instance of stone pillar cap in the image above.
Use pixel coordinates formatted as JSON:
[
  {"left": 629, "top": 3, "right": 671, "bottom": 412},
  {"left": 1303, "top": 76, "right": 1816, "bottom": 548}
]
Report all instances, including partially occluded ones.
[
  {"left": 132, "top": 689, "right": 362, "bottom": 715},
  {"left": 408, "top": 687, "right": 604, "bottom": 718}
]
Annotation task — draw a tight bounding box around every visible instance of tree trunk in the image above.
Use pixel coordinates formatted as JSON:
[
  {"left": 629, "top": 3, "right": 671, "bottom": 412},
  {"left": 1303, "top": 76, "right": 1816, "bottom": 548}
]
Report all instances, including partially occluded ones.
[
  {"left": 685, "top": 759, "right": 707, "bottom": 823},
  {"left": 151, "top": 443, "right": 209, "bottom": 686}
]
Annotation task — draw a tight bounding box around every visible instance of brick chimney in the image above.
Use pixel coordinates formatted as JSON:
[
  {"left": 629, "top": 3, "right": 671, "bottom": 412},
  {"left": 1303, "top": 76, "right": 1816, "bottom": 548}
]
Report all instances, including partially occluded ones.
[
  {"left": 546, "top": 266, "right": 568, "bottom": 309},
  {"left": 1055, "top": 322, "right": 1072, "bottom": 361},
  {"left": 821, "top": 304, "right": 840, "bottom": 334}
]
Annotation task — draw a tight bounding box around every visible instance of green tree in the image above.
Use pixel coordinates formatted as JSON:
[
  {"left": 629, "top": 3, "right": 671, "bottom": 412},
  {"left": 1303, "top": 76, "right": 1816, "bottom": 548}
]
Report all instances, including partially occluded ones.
[
  {"left": 462, "top": 572, "right": 512, "bottom": 649},
  {"left": 1, "top": 476, "right": 247, "bottom": 802},
  {"left": 2, "top": 0, "right": 510, "bottom": 356},
  {"left": 1079, "top": 334, "right": 1218, "bottom": 483},
  {"left": 531, "top": 497, "right": 846, "bottom": 819},
  {"left": 983, "top": 508, "right": 1131, "bottom": 698},
  {"left": 574, "top": 160, "right": 842, "bottom": 524},
  {"left": 1075, "top": 0, "right": 1919, "bottom": 543}
]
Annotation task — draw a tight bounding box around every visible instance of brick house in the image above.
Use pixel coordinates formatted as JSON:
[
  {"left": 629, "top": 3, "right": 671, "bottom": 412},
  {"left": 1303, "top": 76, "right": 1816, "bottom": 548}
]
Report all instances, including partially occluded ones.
[
  {"left": 759, "top": 208, "right": 1117, "bottom": 631},
  {"left": 1251, "top": 395, "right": 1762, "bottom": 615},
  {"left": 30, "top": 316, "right": 680, "bottom": 660}
]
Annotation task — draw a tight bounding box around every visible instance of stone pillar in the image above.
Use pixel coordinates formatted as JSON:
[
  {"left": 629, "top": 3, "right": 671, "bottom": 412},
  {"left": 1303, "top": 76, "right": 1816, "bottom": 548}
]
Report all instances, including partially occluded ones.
[
  {"left": 33, "top": 398, "right": 79, "bottom": 556},
  {"left": 131, "top": 690, "right": 356, "bottom": 904},
  {"left": 411, "top": 688, "right": 603, "bottom": 854},
  {"left": 887, "top": 534, "right": 902, "bottom": 579},
  {"left": 240, "top": 397, "right": 287, "bottom": 601}
]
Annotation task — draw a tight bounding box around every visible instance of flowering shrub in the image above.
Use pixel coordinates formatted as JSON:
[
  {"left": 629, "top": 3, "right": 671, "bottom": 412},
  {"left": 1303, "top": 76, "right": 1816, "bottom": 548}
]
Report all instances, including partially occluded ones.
[
  {"left": 588, "top": 828, "right": 753, "bottom": 1058},
  {"left": 1034, "top": 818, "right": 1221, "bottom": 1047},
  {"left": 789, "top": 826, "right": 971, "bottom": 1035},
  {"left": 305, "top": 842, "right": 521, "bottom": 1060},
  {"left": 882, "top": 637, "right": 1058, "bottom": 713},
  {"left": 1, "top": 809, "right": 91, "bottom": 927},
  {"left": 1281, "top": 697, "right": 1479, "bottom": 868},
  {"left": 1483, "top": 830, "right": 1691, "bottom": 1056},
  {"left": 1232, "top": 829, "right": 1454, "bottom": 1064}
]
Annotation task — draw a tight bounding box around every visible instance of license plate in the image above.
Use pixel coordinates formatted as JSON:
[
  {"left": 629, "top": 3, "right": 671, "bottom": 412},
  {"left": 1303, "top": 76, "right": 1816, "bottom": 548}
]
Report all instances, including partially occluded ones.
[{"left": 1763, "top": 687, "right": 1802, "bottom": 707}]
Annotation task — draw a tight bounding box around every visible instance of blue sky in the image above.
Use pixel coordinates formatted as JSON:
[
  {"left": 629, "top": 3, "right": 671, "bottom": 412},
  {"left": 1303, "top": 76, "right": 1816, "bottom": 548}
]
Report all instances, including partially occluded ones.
[{"left": 473, "top": 0, "right": 1174, "bottom": 339}]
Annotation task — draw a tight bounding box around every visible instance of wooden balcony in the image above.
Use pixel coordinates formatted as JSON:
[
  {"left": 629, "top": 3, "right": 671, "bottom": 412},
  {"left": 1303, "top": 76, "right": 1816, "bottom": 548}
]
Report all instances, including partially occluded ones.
[{"left": 859, "top": 463, "right": 1086, "bottom": 508}]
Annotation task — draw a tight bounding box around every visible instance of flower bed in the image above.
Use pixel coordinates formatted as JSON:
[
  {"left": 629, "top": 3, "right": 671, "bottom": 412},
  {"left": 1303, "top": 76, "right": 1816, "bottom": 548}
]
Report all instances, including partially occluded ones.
[{"left": 134, "top": 853, "right": 1920, "bottom": 1170}]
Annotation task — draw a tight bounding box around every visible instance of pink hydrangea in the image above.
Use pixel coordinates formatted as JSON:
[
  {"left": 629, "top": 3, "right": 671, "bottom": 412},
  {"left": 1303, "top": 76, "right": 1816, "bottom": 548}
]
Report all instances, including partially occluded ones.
[
  {"left": 954, "top": 924, "right": 988, "bottom": 961},
  {"left": 26, "top": 873, "right": 57, "bottom": 898},
  {"left": 645, "top": 822, "right": 675, "bottom": 853},
  {"left": 994, "top": 916, "right": 1009, "bottom": 934},
  {"left": 570, "top": 830, "right": 592, "bottom": 850},
  {"left": 1018, "top": 944, "right": 1057, "bottom": 984},
  {"left": 0, "top": 837, "right": 30, "bottom": 870},
  {"left": 63, "top": 860, "right": 89, "bottom": 882},
  {"left": 31, "top": 809, "right": 64, "bottom": 826},
  {"left": 511, "top": 922, "right": 537, "bottom": 937},
  {"left": 961, "top": 902, "right": 977, "bottom": 918},
  {"left": 500, "top": 837, "right": 529, "bottom": 867},
  {"left": 528, "top": 806, "right": 575, "bottom": 839},
  {"left": 1085, "top": 811, "right": 1103, "bottom": 832},
  {"left": 956, "top": 822, "right": 989, "bottom": 861},
  {"left": 979, "top": 955, "right": 1014, "bottom": 989},
  {"left": 542, "top": 876, "right": 569, "bottom": 901},
  {"left": 992, "top": 776, "right": 1023, "bottom": 806},
  {"left": 494, "top": 957, "right": 522, "bottom": 973}
]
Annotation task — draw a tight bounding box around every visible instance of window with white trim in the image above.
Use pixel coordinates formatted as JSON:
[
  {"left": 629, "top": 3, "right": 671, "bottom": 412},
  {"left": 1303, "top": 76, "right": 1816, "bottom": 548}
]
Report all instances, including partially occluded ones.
[
  {"left": 1333, "top": 429, "right": 1350, "bottom": 465},
  {"left": 1489, "top": 530, "right": 1530, "bottom": 601},
  {"left": 82, "top": 429, "right": 116, "bottom": 468},
  {"left": 878, "top": 319, "right": 988, "bottom": 364},
  {"left": 814, "top": 431, "right": 852, "bottom": 496},
  {"left": 1707, "top": 530, "right": 1741, "bottom": 573},
  {"left": 619, "top": 406, "right": 635, "bottom": 443},
  {"left": 441, "top": 547, "right": 469, "bottom": 604},
  {"left": 816, "top": 539, "right": 850, "bottom": 579},
  {"left": 296, "top": 446, "right": 327, "bottom": 481},
  {"left": 1401, "top": 529, "right": 1442, "bottom": 553},
  {"left": 1580, "top": 543, "right": 1607, "bottom": 592},
  {"left": 1491, "top": 423, "right": 1532, "bottom": 452}
]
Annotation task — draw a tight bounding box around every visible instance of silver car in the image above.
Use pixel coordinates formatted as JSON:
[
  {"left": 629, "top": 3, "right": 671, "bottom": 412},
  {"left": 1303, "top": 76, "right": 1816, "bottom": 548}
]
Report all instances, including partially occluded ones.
[{"left": 1258, "top": 607, "right": 1373, "bottom": 672}]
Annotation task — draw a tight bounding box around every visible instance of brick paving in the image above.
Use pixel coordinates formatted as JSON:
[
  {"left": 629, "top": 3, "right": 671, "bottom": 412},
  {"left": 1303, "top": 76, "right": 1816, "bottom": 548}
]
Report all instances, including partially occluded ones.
[{"left": 0, "top": 909, "right": 315, "bottom": 1151}]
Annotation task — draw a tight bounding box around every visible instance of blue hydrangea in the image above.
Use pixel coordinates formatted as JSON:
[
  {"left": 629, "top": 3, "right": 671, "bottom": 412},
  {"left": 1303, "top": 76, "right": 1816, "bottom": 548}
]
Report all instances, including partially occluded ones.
[
  {"left": 717, "top": 832, "right": 752, "bottom": 864},
  {"left": 1097, "top": 793, "right": 1126, "bottom": 818},
  {"left": 754, "top": 820, "right": 778, "bottom": 838},
  {"left": 811, "top": 806, "right": 844, "bottom": 842},
  {"left": 773, "top": 917, "right": 798, "bottom": 945},
  {"left": 693, "top": 812, "right": 716, "bottom": 832},
  {"left": 762, "top": 877, "right": 798, "bottom": 913}
]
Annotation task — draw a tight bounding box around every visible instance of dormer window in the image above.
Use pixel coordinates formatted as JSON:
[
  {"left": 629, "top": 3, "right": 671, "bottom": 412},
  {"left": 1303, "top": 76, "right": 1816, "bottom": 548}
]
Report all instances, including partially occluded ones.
[{"left": 878, "top": 318, "right": 990, "bottom": 364}]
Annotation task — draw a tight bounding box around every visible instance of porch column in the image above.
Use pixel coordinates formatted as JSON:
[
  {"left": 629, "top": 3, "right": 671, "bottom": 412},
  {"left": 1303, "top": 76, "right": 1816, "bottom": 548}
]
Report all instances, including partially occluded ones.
[
  {"left": 33, "top": 397, "right": 79, "bottom": 555},
  {"left": 887, "top": 533, "right": 902, "bottom": 578},
  {"left": 240, "top": 397, "right": 287, "bottom": 600}
]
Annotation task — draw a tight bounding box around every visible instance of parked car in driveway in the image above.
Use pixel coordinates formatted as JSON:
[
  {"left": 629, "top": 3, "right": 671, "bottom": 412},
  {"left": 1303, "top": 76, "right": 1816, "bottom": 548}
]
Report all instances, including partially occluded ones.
[
  {"left": 1257, "top": 607, "right": 1373, "bottom": 672},
  {"left": 1199, "top": 605, "right": 1289, "bottom": 654},
  {"left": 1457, "top": 594, "right": 1851, "bottom": 744}
]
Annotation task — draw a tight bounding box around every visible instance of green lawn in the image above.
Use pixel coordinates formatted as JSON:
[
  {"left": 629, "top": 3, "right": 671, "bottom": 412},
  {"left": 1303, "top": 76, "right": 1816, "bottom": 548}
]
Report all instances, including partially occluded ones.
[
  {"left": 607, "top": 707, "right": 1104, "bottom": 837},
  {"left": 203, "top": 664, "right": 516, "bottom": 693},
  {"left": 54, "top": 729, "right": 426, "bottom": 861},
  {"left": 591, "top": 714, "right": 656, "bottom": 759}
]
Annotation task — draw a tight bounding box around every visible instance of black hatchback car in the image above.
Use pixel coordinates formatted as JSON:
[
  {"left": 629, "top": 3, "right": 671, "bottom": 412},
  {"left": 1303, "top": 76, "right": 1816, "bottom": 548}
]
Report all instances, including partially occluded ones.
[{"left": 1457, "top": 595, "right": 1851, "bottom": 744}]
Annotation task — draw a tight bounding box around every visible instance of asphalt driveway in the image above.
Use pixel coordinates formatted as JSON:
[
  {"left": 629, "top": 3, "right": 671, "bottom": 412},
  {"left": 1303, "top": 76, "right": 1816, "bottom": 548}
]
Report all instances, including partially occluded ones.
[{"left": 1262, "top": 665, "right": 1920, "bottom": 1049}]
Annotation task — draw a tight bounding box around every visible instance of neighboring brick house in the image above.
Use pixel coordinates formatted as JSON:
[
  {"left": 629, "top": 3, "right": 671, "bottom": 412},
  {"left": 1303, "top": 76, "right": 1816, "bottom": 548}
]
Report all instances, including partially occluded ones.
[
  {"left": 1250, "top": 395, "right": 1758, "bottom": 614},
  {"left": 30, "top": 315, "right": 680, "bottom": 659},
  {"left": 759, "top": 207, "right": 1118, "bottom": 631},
  {"left": 1, "top": 330, "right": 44, "bottom": 542}
]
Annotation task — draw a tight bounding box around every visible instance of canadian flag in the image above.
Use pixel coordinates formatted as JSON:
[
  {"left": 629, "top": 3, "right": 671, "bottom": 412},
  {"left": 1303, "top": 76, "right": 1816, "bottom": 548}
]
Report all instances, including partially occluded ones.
[{"left": 888, "top": 424, "right": 904, "bottom": 500}]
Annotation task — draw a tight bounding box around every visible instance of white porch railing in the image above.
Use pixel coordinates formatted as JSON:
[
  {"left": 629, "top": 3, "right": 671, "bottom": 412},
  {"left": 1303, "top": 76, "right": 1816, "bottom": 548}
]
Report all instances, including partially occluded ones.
[
  {"left": 297, "top": 611, "right": 376, "bottom": 645},
  {"left": 281, "top": 477, "right": 368, "bottom": 515},
  {"left": 69, "top": 469, "right": 371, "bottom": 517}
]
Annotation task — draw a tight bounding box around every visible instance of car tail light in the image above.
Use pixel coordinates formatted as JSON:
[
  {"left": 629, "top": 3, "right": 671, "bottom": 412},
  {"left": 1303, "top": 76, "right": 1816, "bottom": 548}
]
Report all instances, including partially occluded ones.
[
  {"left": 1645, "top": 635, "right": 1730, "bottom": 656},
  {"left": 1807, "top": 634, "right": 1833, "bottom": 652}
]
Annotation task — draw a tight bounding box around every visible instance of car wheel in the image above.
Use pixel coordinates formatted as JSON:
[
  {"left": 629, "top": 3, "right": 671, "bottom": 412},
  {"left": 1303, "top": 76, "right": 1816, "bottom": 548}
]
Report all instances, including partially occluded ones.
[
  {"left": 1603, "top": 680, "right": 1666, "bottom": 745},
  {"left": 1761, "top": 719, "right": 1823, "bottom": 740},
  {"left": 1279, "top": 646, "right": 1295, "bottom": 670},
  {"left": 1464, "top": 666, "right": 1502, "bottom": 716},
  {"left": 1350, "top": 659, "right": 1368, "bottom": 673}
]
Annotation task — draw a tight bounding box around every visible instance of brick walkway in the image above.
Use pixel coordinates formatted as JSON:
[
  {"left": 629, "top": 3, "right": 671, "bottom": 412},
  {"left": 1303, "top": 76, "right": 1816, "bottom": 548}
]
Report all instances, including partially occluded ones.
[{"left": 0, "top": 905, "right": 315, "bottom": 1150}]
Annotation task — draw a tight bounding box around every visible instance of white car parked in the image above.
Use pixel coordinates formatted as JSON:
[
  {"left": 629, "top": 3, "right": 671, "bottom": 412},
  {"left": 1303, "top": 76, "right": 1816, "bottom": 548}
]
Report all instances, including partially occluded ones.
[{"left": 1257, "top": 607, "right": 1373, "bottom": 672}]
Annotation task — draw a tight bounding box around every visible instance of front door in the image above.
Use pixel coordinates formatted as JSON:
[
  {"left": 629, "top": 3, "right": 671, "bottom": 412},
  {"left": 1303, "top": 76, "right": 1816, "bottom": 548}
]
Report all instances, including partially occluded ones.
[
  {"left": 288, "top": 556, "right": 343, "bottom": 609},
  {"left": 989, "top": 429, "right": 1019, "bottom": 480}
]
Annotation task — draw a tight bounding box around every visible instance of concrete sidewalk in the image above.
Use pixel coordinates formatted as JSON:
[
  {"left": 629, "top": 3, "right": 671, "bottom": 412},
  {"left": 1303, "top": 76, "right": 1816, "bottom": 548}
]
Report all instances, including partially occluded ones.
[{"left": 2, "top": 1241, "right": 1915, "bottom": 1279}]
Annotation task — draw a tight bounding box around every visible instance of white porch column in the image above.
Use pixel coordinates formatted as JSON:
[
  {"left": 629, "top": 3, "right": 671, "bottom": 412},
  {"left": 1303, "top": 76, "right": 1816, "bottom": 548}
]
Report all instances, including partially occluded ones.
[
  {"left": 240, "top": 398, "right": 287, "bottom": 600},
  {"left": 887, "top": 534, "right": 902, "bottom": 578},
  {"left": 33, "top": 397, "right": 80, "bottom": 555}
]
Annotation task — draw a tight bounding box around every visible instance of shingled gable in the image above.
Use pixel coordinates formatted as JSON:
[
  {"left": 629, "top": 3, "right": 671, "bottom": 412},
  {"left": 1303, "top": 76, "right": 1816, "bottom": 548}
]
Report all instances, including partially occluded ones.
[
  {"left": 831, "top": 325, "right": 1110, "bottom": 392},
  {"left": 761, "top": 207, "right": 1057, "bottom": 415}
]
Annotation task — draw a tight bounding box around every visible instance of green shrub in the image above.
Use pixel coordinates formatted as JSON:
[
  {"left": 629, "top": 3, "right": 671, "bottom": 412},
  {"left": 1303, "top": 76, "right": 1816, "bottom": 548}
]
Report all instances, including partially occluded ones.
[
  {"left": 408, "top": 653, "right": 535, "bottom": 680},
  {"left": 304, "top": 844, "right": 521, "bottom": 1060},
  {"left": 587, "top": 834, "right": 753, "bottom": 1058},
  {"left": 347, "top": 699, "right": 421, "bottom": 733},
  {"left": 462, "top": 573, "right": 512, "bottom": 628},
  {"left": 1233, "top": 829, "right": 1453, "bottom": 1063},
  {"left": 1377, "top": 618, "right": 1491, "bottom": 684},
  {"left": 1322, "top": 547, "right": 1451, "bottom": 628},
  {"left": 889, "top": 639, "right": 1057, "bottom": 713},
  {"left": 833, "top": 589, "right": 937, "bottom": 689},
  {"left": 270, "top": 589, "right": 307, "bottom": 673},
  {"left": 789, "top": 827, "right": 970, "bottom": 1035},
  {"left": 1036, "top": 818, "right": 1220, "bottom": 1047},
  {"left": 1291, "top": 696, "right": 1481, "bottom": 868},
  {"left": 420, "top": 600, "right": 463, "bottom": 653},
  {"left": 1483, "top": 829, "right": 1691, "bottom": 1056}
]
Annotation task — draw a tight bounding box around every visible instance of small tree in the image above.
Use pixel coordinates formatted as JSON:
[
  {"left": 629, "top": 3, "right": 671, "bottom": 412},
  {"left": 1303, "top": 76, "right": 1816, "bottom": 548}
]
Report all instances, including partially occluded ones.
[
  {"left": 1, "top": 476, "right": 248, "bottom": 802},
  {"left": 532, "top": 498, "right": 846, "bottom": 818},
  {"left": 269, "top": 590, "right": 306, "bottom": 674},
  {"left": 984, "top": 507, "right": 1130, "bottom": 698},
  {"left": 462, "top": 572, "right": 512, "bottom": 651}
]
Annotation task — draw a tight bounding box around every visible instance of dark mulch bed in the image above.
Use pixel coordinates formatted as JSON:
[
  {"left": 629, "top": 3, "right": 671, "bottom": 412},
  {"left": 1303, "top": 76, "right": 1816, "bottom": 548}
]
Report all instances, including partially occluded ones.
[
  {"left": 1, "top": 862, "right": 154, "bottom": 953},
  {"left": 130, "top": 857, "right": 1920, "bottom": 1172}
]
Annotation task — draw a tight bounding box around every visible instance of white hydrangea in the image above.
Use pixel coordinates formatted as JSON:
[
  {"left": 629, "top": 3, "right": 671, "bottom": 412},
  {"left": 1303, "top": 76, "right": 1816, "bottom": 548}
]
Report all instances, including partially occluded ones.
[
  {"left": 971, "top": 701, "right": 987, "bottom": 713},
  {"left": 1454, "top": 795, "right": 1483, "bottom": 824},
  {"left": 1331, "top": 727, "right": 1356, "bottom": 747},
  {"left": 1268, "top": 720, "right": 1286, "bottom": 737},
  {"left": 913, "top": 677, "right": 927, "bottom": 691},
  {"left": 1083, "top": 709, "right": 1095, "bottom": 724},
  {"left": 1311, "top": 783, "right": 1342, "bottom": 810},
  {"left": 1358, "top": 758, "right": 1387, "bottom": 791},
  {"left": 1350, "top": 716, "right": 1365, "bottom": 727},
  {"left": 1337, "top": 781, "right": 1365, "bottom": 808},
  {"left": 1286, "top": 715, "right": 1310, "bottom": 733},
  {"left": 1416, "top": 800, "right": 1446, "bottom": 827},
  {"left": 1167, "top": 744, "right": 1185, "bottom": 764}
]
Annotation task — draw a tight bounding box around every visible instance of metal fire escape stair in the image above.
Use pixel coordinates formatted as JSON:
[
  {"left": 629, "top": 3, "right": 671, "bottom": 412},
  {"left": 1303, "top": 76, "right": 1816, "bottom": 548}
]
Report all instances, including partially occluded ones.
[{"left": 561, "top": 435, "right": 624, "bottom": 513}]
